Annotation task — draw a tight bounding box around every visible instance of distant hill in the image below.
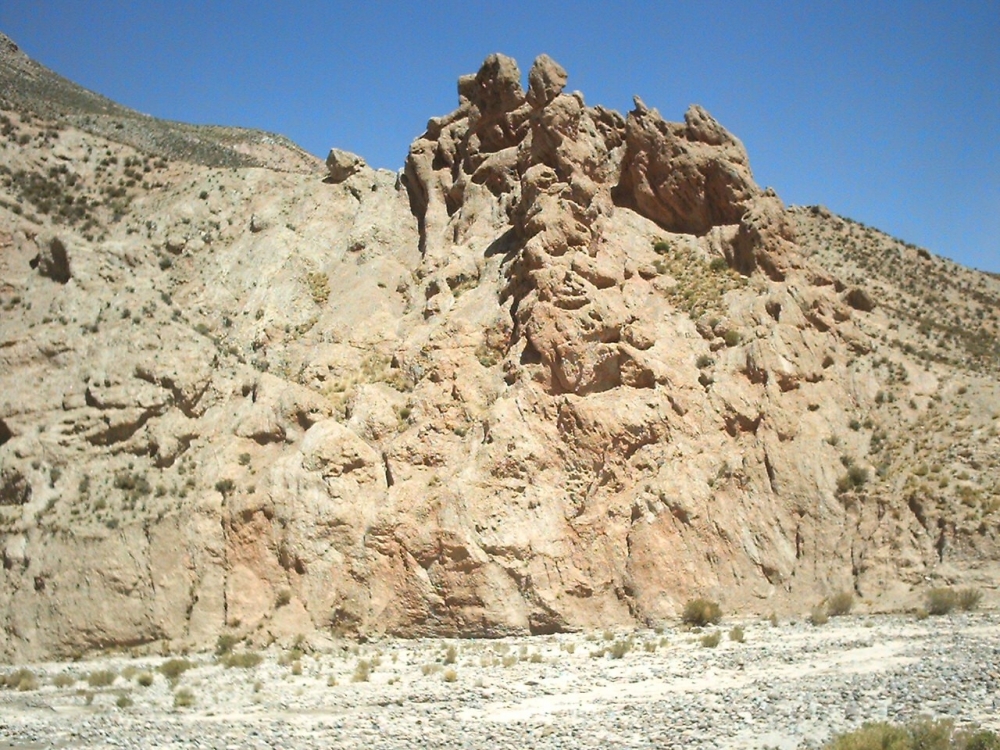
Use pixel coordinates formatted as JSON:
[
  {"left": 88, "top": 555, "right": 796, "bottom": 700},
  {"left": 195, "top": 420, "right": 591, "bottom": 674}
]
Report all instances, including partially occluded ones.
[{"left": 0, "top": 31, "right": 320, "bottom": 172}]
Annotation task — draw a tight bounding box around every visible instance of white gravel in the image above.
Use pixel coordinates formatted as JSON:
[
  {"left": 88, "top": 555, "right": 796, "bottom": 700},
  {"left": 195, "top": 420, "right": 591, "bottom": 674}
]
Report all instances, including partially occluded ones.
[{"left": 1, "top": 614, "right": 998, "bottom": 749}]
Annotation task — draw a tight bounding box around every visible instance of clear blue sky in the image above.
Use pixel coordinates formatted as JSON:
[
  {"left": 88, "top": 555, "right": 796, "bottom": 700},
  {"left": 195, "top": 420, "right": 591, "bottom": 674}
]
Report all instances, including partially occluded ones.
[{"left": 2, "top": 2, "right": 997, "bottom": 272}]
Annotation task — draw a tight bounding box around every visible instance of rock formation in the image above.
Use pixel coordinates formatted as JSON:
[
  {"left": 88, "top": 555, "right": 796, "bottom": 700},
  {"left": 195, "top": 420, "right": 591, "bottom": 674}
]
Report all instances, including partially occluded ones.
[
  {"left": 0, "top": 45, "right": 998, "bottom": 661},
  {"left": 325, "top": 148, "right": 365, "bottom": 183}
]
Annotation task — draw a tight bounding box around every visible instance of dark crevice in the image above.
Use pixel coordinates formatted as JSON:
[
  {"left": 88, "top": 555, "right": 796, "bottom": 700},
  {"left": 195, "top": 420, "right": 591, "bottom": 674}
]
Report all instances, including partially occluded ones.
[
  {"left": 85, "top": 407, "right": 163, "bottom": 446},
  {"left": 133, "top": 368, "right": 209, "bottom": 418},
  {"left": 763, "top": 451, "right": 777, "bottom": 494},
  {"left": 382, "top": 452, "right": 394, "bottom": 488},
  {"left": 907, "top": 494, "right": 928, "bottom": 529},
  {"left": 723, "top": 410, "right": 762, "bottom": 437},
  {"left": 935, "top": 519, "right": 948, "bottom": 562},
  {"left": 519, "top": 339, "right": 542, "bottom": 365},
  {"left": 154, "top": 434, "right": 194, "bottom": 468}
]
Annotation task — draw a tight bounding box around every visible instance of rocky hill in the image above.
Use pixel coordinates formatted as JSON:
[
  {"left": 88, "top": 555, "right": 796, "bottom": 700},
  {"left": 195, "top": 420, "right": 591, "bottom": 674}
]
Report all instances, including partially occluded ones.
[{"left": 0, "top": 38, "right": 997, "bottom": 662}]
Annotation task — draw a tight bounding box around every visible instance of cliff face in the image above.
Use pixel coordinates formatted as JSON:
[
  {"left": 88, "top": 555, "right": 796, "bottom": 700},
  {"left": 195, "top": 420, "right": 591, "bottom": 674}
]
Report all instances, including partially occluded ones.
[{"left": 1, "top": 47, "right": 998, "bottom": 661}]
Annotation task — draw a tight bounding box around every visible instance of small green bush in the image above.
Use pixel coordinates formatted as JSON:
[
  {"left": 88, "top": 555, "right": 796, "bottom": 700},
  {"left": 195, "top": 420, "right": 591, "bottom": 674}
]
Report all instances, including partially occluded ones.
[
  {"left": 809, "top": 606, "right": 830, "bottom": 626},
  {"left": 824, "top": 721, "right": 910, "bottom": 750},
  {"left": 223, "top": 652, "right": 262, "bottom": 669},
  {"left": 115, "top": 693, "right": 133, "bottom": 709},
  {"left": 653, "top": 240, "right": 671, "bottom": 255},
  {"left": 2, "top": 668, "right": 39, "bottom": 691},
  {"left": 216, "top": 634, "right": 239, "bottom": 655},
  {"left": 823, "top": 718, "right": 1000, "bottom": 750},
  {"left": 52, "top": 673, "right": 76, "bottom": 688},
  {"left": 136, "top": 671, "right": 154, "bottom": 687},
  {"left": 927, "top": 587, "right": 958, "bottom": 616},
  {"left": 306, "top": 272, "right": 330, "bottom": 305},
  {"left": 87, "top": 670, "right": 117, "bottom": 688},
  {"left": 729, "top": 626, "right": 745, "bottom": 643},
  {"left": 838, "top": 465, "right": 870, "bottom": 493},
  {"left": 682, "top": 598, "right": 722, "bottom": 626},
  {"left": 964, "top": 731, "right": 1000, "bottom": 750},
  {"left": 700, "top": 632, "right": 721, "bottom": 648},
  {"left": 352, "top": 659, "right": 371, "bottom": 683},
  {"left": 609, "top": 639, "right": 631, "bottom": 659},
  {"left": 158, "top": 658, "right": 194, "bottom": 681},
  {"left": 828, "top": 591, "right": 855, "bottom": 617},
  {"left": 908, "top": 716, "right": 955, "bottom": 749},
  {"left": 214, "top": 478, "right": 235, "bottom": 496},
  {"left": 173, "top": 687, "right": 195, "bottom": 709}
]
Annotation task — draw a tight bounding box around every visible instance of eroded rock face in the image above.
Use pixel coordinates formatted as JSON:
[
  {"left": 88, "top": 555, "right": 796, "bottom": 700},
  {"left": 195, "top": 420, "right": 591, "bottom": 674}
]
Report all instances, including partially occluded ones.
[
  {"left": 401, "top": 54, "right": 799, "bottom": 397},
  {"left": 617, "top": 99, "right": 757, "bottom": 234},
  {"left": 1, "top": 50, "right": 998, "bottom": 661}
]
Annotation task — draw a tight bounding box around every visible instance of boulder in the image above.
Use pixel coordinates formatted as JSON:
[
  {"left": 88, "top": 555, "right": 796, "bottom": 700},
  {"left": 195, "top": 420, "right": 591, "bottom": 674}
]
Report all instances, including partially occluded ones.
[
  {"left": 526, "top": 54, "right": 568, "bottom": 109},
  {"left": 30, "top": 233, "right": 71, "bottom": 283},
  {"left": 325, "top": 148, "right": 365, "bottom": 183}
]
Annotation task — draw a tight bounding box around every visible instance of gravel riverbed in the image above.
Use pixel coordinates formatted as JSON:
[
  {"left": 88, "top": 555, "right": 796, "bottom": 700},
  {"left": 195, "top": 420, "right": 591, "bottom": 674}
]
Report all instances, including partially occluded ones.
[{"left": 2, "top": 614, "right": 998, "bottom": 749}]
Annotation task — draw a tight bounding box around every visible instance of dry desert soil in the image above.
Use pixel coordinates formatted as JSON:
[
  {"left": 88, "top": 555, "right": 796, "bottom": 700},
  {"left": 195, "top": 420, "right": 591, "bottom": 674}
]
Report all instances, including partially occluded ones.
[{"left": 1, "top": 613, "right": 999, "bottom": 750}]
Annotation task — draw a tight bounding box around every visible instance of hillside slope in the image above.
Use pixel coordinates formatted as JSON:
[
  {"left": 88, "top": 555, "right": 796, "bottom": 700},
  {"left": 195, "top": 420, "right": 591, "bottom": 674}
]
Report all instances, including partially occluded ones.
[
  {"left": 0, "top": 32, "right": 320, "bottom": 173},
  {"left": 0, "top": 42, "right": 997, "bottom": 661}
]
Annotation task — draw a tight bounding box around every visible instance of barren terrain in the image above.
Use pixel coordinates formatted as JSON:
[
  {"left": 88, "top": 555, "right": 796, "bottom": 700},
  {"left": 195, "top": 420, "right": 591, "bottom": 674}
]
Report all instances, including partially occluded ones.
[{"left": 2, "top": 613, "right": 999, "bottom": 749}]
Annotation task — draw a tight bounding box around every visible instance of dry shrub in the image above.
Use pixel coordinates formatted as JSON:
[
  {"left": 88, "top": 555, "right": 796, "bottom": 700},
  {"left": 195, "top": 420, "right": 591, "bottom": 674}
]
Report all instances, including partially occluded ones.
[
  {"left": 956, "top": 587, "right": 982, "bottom": 612},
  {"left": 927, "top": 587, "right": 958, "bottom": 616},
  {"left": 828, "top": 591, "right": 855, "bottom": 617},
  {"left": 682, "top": 598, "right": 722, "bottom": 627},
  {"left": 823, "top": 718, "right": 1000, "bottom": 750},
  {"left": 158, "top": 659, "right": 193, "bottom": 681}
]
